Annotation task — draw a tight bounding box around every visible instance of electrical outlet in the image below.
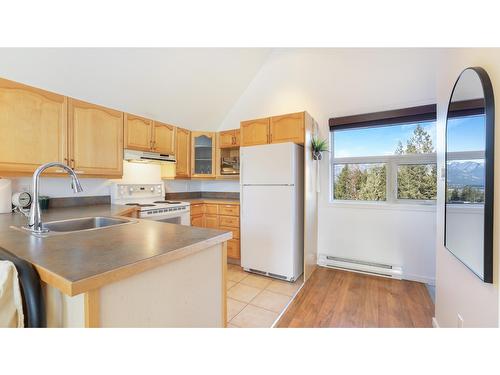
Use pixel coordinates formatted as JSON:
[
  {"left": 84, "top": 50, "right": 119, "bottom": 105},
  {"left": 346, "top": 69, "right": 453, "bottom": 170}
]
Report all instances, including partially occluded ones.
[{"left": 457, "top": 313, "right": 464, "bottom": 328}]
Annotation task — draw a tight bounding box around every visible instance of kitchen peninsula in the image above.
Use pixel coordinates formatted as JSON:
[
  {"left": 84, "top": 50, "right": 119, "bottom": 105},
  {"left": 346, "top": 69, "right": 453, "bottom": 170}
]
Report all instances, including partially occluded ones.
[{"left": 0, "top": 204, "right": 231, "bottom": 328}]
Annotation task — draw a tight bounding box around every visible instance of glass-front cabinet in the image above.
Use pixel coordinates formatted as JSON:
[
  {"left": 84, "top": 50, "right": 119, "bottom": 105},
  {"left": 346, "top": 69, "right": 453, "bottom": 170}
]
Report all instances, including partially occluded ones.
[{"left": 191, "top": 131, "right": 216, "bottom": 177}]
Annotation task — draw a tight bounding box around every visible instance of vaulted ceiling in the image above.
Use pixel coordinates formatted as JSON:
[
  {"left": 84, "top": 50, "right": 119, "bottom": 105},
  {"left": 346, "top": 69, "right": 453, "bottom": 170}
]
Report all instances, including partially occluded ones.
[{"left": 0, "top": 48, "right": 272, "bottom": 131}]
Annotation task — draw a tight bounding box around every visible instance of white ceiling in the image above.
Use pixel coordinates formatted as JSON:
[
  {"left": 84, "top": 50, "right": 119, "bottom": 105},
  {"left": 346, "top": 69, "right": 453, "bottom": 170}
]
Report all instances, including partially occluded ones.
[{"left": 0, "top": 48, "right": 272, "bottom": 131}]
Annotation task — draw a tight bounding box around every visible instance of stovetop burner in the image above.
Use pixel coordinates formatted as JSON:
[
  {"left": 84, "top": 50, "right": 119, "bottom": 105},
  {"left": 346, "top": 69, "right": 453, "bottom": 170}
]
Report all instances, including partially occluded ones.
[
  {"left": 153, "top": 200, "right": 181, "bottom": 204},
  {"left": 125, "top": 203, "right": 156, "bottom": 207}
]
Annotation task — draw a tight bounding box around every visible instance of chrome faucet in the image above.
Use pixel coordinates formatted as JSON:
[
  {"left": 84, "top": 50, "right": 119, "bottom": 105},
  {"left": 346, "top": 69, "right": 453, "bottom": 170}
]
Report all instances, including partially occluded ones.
[{"left": 24, "top": 162, "right": 83, "bottom": 233}]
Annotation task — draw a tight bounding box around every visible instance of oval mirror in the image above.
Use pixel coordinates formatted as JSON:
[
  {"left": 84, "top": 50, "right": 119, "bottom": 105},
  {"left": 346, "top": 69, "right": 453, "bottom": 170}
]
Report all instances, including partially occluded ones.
[{"left": 445, "top": 67, "right": 494, "bottom": 283}]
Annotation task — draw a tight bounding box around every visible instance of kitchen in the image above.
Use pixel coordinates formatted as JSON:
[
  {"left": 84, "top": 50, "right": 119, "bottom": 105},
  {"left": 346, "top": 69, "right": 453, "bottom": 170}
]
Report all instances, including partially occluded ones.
[
  {"left": 2, "top": 46, "right": 499, "bottom": 334},
  {"left": 2, "top": 2, "right": 499, "bottom": 375},
  {"left": 0, "top": 64, "right": 318, "bottom": 328}
]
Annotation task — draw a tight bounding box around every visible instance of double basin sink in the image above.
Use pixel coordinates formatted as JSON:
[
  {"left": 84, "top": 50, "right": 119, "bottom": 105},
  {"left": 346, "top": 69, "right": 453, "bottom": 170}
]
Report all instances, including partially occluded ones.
[{"left": 15, "top": 216, "right": 136, "bottom": 237}]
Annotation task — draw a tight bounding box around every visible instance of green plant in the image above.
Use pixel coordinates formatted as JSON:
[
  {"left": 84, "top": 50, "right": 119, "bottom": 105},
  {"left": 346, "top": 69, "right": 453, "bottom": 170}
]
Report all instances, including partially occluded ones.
[{"left": 311, "top": 137, "right": 329, "bottom": 153}]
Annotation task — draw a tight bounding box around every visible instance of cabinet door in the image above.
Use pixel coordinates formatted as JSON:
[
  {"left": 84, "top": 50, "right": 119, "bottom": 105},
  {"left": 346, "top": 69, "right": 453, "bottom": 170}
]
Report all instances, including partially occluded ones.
[
  {"left": 240, "top": 117, "right": 270, "bottom": 146},
  {"left": 191, "top": 214, "right": 204, "bottom": 227},
  {"left": 205, "top": 214, "right": 219, "bottom": 229},
  {"left": 227, "top": 239, "right": 240, "bottom": 259},
  {"left": 191, "top": 131, "right": 216, "bottom": 177},
  {"left": 270, "top": 112, "right": 305, "bottom": 144},
  {"left": 218, "top": 130, "right": 235, "bottom": 148},
  {"left": 233, "top": 129, "right": 240, "bottom": 147},
  {"left": 153, "top": 121, "right": 176, "bottom": 155},
  {"left": 125, "top": 114, "right": 153, "bottom": 151},
  {"left": 176, "top": 127, "right": 191, "bottom": 178},
  {"left": 0, "top": 78, "right": 67, "bottom": 174},
  {"left": 69, "top": 99, "right": 123, "bottom": 177}
]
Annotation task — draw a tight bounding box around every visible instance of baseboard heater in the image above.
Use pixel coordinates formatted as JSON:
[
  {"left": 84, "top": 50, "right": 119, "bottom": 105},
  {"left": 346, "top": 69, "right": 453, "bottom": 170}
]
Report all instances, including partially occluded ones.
[{"left": 318, "top": 255, "right": 403, "bottom": 279}]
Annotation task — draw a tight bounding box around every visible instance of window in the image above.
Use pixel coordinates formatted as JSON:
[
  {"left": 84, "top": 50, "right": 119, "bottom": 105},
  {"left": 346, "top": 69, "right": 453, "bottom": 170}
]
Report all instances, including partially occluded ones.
[
  {"left": 329, "top": 105, "right": 437, "bottom": 204},
  {"left": 446, "top": 113, "right": 486, "bottom": 204}
]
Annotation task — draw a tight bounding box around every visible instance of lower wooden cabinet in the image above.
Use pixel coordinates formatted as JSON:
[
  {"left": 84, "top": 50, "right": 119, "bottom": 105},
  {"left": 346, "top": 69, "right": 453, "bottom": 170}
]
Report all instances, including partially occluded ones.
[
  {"left": 190, "top": 201, "right": 240, "bottom": 260},
  {"left": 227, "top": 239, "right": 240, "bottom": 259},
  {"left": 191, "top": 214, "right": 204, "bottom": 227},
  {"left": 204, "top": 214, "right": 219, "bottom": 229}
]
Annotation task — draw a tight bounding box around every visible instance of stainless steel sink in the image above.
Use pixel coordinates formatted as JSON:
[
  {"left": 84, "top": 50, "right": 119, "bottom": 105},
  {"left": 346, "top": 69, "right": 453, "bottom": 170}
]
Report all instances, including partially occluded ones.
[{"left": 13, "top": 216, "right": 136, "bottom": 237}]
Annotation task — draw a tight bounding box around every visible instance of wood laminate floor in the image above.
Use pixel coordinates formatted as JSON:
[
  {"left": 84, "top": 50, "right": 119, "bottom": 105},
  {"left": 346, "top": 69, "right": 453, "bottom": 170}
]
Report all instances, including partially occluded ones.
[{"left": 276, "top": 267, "right": 434, "bottom": 328}]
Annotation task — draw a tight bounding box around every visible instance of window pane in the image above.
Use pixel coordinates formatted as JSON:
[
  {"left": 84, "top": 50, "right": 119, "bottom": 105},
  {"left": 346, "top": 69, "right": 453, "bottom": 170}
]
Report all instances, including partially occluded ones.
[
  {"left": 447, "top": 115, "right": 485, "bottom": 153},
  {"left": 333, "top": 163, "right": 386, "bottom": 201},
  {"left": 446, "top": 159, "right": 485, "bottom": 203},
  {"left": 333, "top": 121, "right": 436, "bottom": 158},
  {"left": 397, "top": 164, "right": 437, "bottom": 200}
]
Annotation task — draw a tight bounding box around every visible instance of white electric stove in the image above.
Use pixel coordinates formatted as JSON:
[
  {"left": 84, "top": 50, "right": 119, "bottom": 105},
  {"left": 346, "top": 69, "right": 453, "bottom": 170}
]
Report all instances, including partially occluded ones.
[{"left": 111, "top": 182, "right": 190, "bottom": 225}]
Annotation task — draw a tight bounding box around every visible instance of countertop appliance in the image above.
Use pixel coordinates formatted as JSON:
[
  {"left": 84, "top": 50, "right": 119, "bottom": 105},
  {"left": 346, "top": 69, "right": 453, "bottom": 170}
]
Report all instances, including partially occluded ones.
[
  {"left": 111, "top": 182, "right": 190, "bottom": 225},
  {"left": 240, "top": 142, "right": 304, "bottom": 282}
]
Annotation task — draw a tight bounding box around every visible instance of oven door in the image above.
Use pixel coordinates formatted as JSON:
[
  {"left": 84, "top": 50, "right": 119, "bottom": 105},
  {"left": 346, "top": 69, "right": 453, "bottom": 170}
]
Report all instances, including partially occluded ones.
[{"left": 141, "top": 210, "right": 190, "bottom": 226}]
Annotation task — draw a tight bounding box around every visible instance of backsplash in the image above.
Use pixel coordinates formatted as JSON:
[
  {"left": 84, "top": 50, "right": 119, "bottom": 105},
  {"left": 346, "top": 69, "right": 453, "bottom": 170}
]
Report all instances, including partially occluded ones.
[
  {"left": 6, "top": 161, "right": 239, "bottom": 198},
  {"left": 8, "top": 161, "right": 162, "bottom": 198},
  {"left": 164, "top": 179, "right": 239, "bottom": 193}
]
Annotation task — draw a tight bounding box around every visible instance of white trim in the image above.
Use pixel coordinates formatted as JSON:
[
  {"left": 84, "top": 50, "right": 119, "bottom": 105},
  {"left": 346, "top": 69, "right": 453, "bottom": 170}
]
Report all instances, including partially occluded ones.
[
  {"left": 432, "top": 317, "right": 439, "bottom": 328},
  {"left": 326, "top": 200, "right": 436, "bottom": 212}
]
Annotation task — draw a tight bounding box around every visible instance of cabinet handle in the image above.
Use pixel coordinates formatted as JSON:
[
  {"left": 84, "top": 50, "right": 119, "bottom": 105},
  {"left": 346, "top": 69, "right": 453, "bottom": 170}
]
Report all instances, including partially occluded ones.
[{"left": 70, "top": 159, "right": 75, "bottom": 169}]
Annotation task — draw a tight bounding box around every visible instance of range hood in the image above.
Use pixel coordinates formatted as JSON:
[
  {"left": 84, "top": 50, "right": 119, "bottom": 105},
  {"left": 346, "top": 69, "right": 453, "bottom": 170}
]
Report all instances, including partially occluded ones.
[{"left": 124, "top": 149, "right": 176, "bottom": 164}]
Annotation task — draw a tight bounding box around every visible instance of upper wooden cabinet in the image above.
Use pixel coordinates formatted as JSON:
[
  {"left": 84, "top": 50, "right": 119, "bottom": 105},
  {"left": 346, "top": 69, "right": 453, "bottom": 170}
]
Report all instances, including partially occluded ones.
[
  {"left": 153, "top": 121, "right": 176, "bottom": 154},
  {"left": 125, "top": 114, "right": 176, "bottom": 155},
  {"left": 219, "top": 129, "right": 240, "bottom": 148},
  {"left": 175, "top": 127, "right": 191, "bottom": 178},
  {"left": 191, "top": 131, "right": 216, "bottom": 178},
  {"left": 0, "top": 78, "right": 67, "bottom": 174},
  {"left": 124, "top": 114, "right": 153, "bottom": 151},
  {"left": 270, "top": 112, "right": 305, "bottom": 144},
  {"left": 69, "top": 99, "right": 123, "bottom": 177},
  {"left": 240, "top": 117, "right": 270, "bottom": 146},
  {"left": 240, "top": 112, "right": 305, "bottom": 147}
]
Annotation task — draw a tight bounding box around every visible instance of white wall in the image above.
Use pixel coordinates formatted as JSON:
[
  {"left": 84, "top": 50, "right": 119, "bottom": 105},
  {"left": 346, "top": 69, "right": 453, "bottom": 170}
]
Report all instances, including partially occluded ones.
[
  {"left": 9, "top": 161, "right": 162, "bottom": 197},
  {"left": 435, "top": 49, "right": 500, "bottom": 328},
  {"left": 219, "top": 48, "right": 439, "bottom": 283},
  {"left": 0, "top": 48, "right": 270, "bottom": 131}
]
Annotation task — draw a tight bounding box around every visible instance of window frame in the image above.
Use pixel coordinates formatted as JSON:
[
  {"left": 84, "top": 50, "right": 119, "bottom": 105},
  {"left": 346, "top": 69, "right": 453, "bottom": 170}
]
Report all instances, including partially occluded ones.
[{"left": 329, "top": 104, "right": 437, "bottom": 206}]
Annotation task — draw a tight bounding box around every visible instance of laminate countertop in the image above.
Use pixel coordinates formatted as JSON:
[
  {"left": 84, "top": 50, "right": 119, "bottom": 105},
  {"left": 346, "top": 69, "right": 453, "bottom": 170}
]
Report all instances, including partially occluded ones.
[{"left": 0, "top": 205, "right": 231, "bottom": 296}]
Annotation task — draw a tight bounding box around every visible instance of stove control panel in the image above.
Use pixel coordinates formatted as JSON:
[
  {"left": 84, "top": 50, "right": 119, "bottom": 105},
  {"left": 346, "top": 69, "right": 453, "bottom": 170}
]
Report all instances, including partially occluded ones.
[{"left": 112, "top": 183, "right": 164, "bottom": 200}]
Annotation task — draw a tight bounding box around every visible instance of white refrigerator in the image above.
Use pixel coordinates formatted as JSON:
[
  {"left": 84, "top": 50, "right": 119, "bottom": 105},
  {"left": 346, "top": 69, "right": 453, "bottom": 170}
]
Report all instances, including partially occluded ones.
[{"left": 240, "top": 142, "right": 304, "bottom": 282}]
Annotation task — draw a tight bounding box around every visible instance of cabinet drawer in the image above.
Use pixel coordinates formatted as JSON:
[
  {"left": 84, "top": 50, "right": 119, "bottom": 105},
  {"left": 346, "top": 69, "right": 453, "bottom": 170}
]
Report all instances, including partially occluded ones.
[
  {"left": 205, "top": 214, "right": 219, "bottom": 229},
  {"left": 190, "top": 203, "right": 205, "bottom": 216},
  {"left": 218, "top": 204, "right": 239, "bottom": 216},
  {"left": 227, "top": 239, "right": 240, "bottom": 259},
  {"left": 205, "top": 204, "right": 218, "bottom": 214},
  {"left": 219, "top": 225, "right": 239, "bottom": 239},
  {"left": 219, "top": 215, "right": 239, "bottom": 228}
]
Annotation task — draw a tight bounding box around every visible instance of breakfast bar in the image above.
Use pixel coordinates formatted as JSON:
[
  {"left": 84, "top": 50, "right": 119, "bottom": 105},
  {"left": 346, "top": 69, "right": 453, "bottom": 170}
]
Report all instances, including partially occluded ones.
[{"left": 0, "top": 205, "right": 231, "bottom": 327}]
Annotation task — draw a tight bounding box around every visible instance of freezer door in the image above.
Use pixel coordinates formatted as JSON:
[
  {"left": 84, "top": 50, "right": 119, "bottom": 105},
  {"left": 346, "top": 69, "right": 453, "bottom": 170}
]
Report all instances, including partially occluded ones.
[
  {"left": 241, "top": 185, "right": 296, "bottom": 279},
  {"left": 241, "top": 143, "right": 297, "bottom": 185}
]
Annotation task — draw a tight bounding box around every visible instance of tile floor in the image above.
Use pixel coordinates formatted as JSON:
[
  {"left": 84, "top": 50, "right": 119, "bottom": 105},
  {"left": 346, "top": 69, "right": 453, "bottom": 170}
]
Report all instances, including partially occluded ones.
[{"left": 226, "top": 264, "right": 303, "bottom": 328}]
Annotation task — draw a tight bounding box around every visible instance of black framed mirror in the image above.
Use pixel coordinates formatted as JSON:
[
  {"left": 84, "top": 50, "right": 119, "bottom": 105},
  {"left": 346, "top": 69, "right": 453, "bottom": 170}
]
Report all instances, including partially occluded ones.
[{"left": 445, "top": 67, "right": 494, "bottom": 283}]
